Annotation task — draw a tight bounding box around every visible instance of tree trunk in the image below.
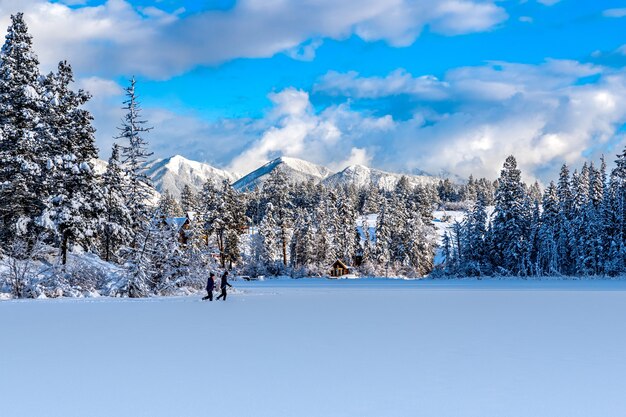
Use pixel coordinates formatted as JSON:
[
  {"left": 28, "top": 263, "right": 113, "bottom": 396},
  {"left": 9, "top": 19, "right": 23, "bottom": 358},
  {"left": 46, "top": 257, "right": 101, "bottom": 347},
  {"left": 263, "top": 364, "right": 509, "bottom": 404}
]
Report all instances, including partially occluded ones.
[
  {"left": 281, "top": 226, "right": 287, "bottom": 266},
  {"left": 104, "top": 231, "right": 110, "bottom": 262},
  {"left": 218, "top": 232, "right": 225, "bottom": 268},
  {"left": 61, "top": 233, "right": 69, "bottom": 265}
]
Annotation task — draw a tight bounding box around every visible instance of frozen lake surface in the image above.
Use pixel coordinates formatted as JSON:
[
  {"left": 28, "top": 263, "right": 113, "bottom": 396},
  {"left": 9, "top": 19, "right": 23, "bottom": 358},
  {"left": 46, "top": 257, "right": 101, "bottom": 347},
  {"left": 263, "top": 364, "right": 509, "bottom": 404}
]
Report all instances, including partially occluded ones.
[{"left": 2, "top": 279, "right": 626, "bottom": 417}]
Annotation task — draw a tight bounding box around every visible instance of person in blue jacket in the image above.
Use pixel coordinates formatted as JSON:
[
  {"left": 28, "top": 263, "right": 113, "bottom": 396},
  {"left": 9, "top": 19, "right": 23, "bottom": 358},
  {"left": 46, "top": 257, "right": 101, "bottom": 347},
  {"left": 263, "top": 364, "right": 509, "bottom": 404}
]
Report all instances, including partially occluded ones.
[
  {"left": 216, "top": 271, "right": 232, "bottom": 301},
  {"left": 202, "top": 272, "right": 215, "bottom": 301}
]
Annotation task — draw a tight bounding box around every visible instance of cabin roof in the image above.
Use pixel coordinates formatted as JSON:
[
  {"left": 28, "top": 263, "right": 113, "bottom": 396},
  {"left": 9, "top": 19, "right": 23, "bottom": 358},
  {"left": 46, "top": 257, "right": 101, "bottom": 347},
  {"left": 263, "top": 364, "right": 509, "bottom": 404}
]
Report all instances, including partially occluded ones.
[
  {"left": 332, "top": 259, "right": 350, "bottom": 269},
  {"left": 165, "top": 217, "right": 188, "bottom": 231}
]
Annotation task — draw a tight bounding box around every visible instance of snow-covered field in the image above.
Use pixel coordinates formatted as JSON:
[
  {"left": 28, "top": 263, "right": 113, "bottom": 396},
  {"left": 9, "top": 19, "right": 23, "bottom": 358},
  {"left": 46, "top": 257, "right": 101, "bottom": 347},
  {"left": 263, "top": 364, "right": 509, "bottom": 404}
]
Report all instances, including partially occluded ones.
[{"left": 2, "top": 279, "right": 626, "bottom": 417}]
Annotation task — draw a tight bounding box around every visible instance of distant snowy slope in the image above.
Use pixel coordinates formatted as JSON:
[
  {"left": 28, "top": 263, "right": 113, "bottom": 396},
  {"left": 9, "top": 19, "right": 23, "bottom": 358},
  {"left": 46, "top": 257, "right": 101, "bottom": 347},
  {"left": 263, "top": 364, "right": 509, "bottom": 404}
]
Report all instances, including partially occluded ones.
[
  {"left": 233, "top": 156, "right": 332, "bottom": 191},
  {"left": 323, "top": 164, "right": 441, "bottom": 190},
  {"left": 144, "top": 155, "right": 239, "bottom": 198}
]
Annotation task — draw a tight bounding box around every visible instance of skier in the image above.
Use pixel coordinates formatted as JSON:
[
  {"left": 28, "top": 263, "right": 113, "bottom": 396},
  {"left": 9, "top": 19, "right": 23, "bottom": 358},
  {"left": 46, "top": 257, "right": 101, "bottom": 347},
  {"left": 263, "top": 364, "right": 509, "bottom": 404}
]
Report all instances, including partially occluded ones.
[
  {"left": 216, "top": 271, "right": 232, "bottom": 301},
  {"left": 202, "top": 272, "right": 215, "bottom": 301}
]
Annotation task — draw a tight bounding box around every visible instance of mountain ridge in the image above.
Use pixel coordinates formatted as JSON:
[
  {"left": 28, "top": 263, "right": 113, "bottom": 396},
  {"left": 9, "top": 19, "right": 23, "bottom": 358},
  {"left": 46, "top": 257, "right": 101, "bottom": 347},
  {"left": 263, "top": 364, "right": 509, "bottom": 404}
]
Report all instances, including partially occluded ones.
[{"left": 94, "top": 154, "right": 455, "bottom": 197}]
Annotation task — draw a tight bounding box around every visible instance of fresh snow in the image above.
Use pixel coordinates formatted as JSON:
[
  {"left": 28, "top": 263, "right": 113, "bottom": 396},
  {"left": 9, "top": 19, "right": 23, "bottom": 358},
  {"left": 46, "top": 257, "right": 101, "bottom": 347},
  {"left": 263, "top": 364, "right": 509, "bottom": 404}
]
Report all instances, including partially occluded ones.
[{"left": 2, "top": 279, "right": 626, "bottom": 417}]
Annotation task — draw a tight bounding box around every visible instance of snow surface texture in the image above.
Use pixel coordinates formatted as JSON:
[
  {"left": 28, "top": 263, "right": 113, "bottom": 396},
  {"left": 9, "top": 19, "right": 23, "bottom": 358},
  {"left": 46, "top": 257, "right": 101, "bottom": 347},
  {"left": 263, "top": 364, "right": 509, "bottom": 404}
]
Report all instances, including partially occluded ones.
[{"left": 2, "top": 279, "right": 626, "bottom": 417}]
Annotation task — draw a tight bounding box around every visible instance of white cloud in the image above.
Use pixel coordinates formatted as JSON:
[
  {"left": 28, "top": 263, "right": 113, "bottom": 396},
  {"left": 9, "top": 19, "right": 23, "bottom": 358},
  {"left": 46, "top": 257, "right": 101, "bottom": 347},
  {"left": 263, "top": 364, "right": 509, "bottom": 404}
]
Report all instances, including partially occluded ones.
[
  {"left": 328, "top": 147, "right": 373, "bottom": 171},
  {"left": 300, "top": 60, "right": 626, "bottom": 182},
  {"left": 227, "top": 88, "right": 392, "bottom": 175},
  {"left": 285, "top": 39, "right": 323, "bottom": 61},
  {"left": 315, "top": 69, "right": 449, "bottom": 100},
  {"left": 603, "top": 8, "right": 626, "bottom": 18},
  {"left": 0, "top": 0, "right": 508, "bottom": 78}
]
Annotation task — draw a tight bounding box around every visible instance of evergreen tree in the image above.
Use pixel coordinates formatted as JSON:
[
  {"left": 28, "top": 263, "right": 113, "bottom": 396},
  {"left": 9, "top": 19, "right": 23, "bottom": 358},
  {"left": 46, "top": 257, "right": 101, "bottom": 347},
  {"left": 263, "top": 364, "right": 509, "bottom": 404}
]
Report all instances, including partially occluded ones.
[
  {"left": 259, "top": 202, "right": 279, "bottom": 274},
  {"left": 262, "top": 168, "right": 293, "bottom": 266},
  {"left": 489, "top": 156, "right": 528, "bottom": 275},
  {"left": 0, "top": 13, "right": 46, "bottom": 249},
  {"left": 290, "top": 208, "right": 315, "bottom": 272},
  {"left": 180, "top": 184, "right": 199, "bottom": 214},
  {"left": 40, "top": 61, "right": 101, "bottom": 264},
  {"left": 158, "top": 190, "right": 183, "bottom": 218},
  {"left": 116, "top": 77, "right": 155, "bottom": 248},
  {"left": 374, "top": 197, "right": 393, "bottom": 276},
  {"left": 537, "top": 182, "right": 560, "bottom": 275},
  {"left": 100, "top": 144, "right": 133, "bottom": 263},
  {"left": 335, "top": 197, "right": 358, "bottom": 265}
]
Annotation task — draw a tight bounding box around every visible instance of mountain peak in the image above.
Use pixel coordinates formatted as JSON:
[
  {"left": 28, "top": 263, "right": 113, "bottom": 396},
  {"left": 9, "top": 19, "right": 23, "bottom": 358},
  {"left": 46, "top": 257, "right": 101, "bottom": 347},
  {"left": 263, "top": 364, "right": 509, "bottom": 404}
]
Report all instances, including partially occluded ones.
[
  {"left": 233, "top": 156, "right": 332, "bottom": 191},
  {"left": 144, "top": 155, "right": 238, "bottom": 198},
  {"left": 324, "top": 163, "right": 440, "bottom": 190}
]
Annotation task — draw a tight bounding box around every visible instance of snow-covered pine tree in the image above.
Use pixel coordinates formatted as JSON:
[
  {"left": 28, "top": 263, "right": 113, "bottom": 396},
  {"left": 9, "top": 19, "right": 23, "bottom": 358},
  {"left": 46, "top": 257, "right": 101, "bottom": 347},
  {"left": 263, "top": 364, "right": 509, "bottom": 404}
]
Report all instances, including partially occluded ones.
[
  {"left": 312, "top": 198, "right": 332, "bottom": 272},
  {"left": 180, "top": 184, "right": 199, "bottom": 214},
  {"left": 374, "top": 197, "right": 393, "bottom": 276},
  {"left": 290, "top": 208, "right": 316, "bottom": 273},
  {"left": 361, "top": 181, "right": 381, "bottom": 215},
  {"left": 459, "top": 194, "right": 489, "bottom": 275},
  {"left": 262, "top": 168, "right": 293, "bottom": 267},
  {"left": 488, "top": 156, "right": 528, "bottom": 275},
  {"left": 360, "top": 217, "right": 372, "bottom": 267},
  {"left": 40, "top": 61, "right": 101, "bottom": 265},
  {"left": 0, "top": 13, "right": 47, "bottom": 250},
  {"left": 100, "top": 144, "right": 133, "bottom": 263},
  {"left": 158, "top": 190, "right": 183, "bottom": 218},
  {"left": 212, "top": 179, "right": 247, "bottom": 269},
  {"left": 116, "top": 77, "right": 156, "bottom": 248},
  {"left": 335, "top": 197, "right": 358, "bottom": 265},
  {"left": 259, "top": 202, "right": 279, "bottom": 274},
  {"left": 537, "top": 182, "right": 560, "bottom": 275},
  {"left": 198, "top": 179, "right": 220, "bottom": 248}
]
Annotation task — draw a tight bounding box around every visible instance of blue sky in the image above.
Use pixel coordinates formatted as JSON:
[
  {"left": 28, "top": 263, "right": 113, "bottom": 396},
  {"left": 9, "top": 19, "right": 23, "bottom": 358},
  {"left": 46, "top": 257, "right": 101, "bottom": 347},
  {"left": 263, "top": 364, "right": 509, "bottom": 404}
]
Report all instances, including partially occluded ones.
[{"left": 5, "top": 0, "right": 626, "bottom": 180}]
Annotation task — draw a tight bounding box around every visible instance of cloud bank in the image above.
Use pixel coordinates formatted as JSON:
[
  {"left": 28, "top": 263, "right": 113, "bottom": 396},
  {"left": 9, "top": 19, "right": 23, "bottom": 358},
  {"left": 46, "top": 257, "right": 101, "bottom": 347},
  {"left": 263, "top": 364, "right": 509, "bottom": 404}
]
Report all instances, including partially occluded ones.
[
  {"left": 222, "top": 60, "right": 626, "bottom": 182},
  {"left": 0, "top": 0, "right": 507, "bottom": 78}
]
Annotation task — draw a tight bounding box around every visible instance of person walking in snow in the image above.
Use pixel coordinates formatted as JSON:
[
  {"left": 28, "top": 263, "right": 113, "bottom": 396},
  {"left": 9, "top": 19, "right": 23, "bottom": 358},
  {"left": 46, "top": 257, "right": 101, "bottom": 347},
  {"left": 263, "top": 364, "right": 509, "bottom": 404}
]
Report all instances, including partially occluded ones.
[
  {"left": 216, "top": 271, "right": 232, "bottom": 301},
  {"left": 202, "top": 272, "right": 216, "bottom": 301}
]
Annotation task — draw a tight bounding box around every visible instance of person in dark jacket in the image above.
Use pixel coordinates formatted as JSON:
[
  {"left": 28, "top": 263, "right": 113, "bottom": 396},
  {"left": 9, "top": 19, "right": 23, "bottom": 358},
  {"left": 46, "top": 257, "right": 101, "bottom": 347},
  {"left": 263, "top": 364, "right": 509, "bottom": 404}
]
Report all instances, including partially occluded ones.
[
  {"left": 216, "top": 271, "right": 232, "bottom": 301},
  {"left": 202, "top": 272, "right": 215, "bottom": 301}
]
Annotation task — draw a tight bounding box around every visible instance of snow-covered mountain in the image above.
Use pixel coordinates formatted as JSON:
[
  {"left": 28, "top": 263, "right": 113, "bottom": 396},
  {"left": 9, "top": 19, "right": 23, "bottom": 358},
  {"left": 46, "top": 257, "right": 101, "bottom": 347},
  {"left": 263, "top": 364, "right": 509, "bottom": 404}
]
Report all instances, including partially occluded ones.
[
  {"left": 323, "top": 164, "right": 441, "bottom": 190},
  {"left": 233, "top": 156, "right": 333, "bottom": 191},
  {"left": 94, "top": 153, "right": 449, "bottom": 196},
  {"left": 143, "top": 155, "right": 239, "bottom": 198}
]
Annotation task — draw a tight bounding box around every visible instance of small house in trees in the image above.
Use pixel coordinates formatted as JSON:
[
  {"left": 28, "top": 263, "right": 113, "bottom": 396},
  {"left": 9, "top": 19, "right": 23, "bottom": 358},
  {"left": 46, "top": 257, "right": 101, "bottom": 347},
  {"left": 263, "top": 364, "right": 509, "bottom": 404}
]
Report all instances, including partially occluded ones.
[
  {"left": 330, "top": 259, "right": 352, "bottom": 277},
  {"left": 164, "top": 212, "right": 195, "bottom": 244}
]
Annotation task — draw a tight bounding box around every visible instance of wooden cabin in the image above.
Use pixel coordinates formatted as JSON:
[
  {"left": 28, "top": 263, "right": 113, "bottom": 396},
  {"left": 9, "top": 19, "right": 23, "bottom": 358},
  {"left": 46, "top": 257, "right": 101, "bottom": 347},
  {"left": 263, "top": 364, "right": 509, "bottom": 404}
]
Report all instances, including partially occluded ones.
[
  {"left": 330, "top": 259, "right": 352, "bottom": 277},
  {"left": 164, "top": 212, "right": 195, "bottom": 244}
]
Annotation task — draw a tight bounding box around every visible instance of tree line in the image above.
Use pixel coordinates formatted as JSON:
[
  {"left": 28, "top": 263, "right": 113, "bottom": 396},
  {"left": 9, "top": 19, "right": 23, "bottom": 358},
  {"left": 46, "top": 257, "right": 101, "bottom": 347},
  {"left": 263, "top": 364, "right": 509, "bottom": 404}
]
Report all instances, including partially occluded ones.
[{"left": 442, "top": 154, "right": 626, "bottom": 277}]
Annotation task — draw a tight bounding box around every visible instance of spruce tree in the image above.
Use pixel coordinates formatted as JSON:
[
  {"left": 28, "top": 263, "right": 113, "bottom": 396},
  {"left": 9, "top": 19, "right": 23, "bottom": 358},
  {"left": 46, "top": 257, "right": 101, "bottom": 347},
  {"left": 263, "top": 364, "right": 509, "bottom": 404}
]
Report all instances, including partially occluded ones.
[
  {"left": 116, "top": 77, "right": 155, "bottom": 248},
  {"left": 41, "top": 61, "right": 101, "bottom": 265},
  {"left": 158, "top": 190, "right": 183, "bottom": 218},
  {"left": 262, "top": 168, "right": 293, "bottom": 267},
  {"left": 180, "top": 184, "right": 199, "bottom": 214},
  {"left": 100, "top": 144, "right": 133, "bottom": 263},
  {"left": 0, "top": 13, "right": 46, "bottom": 249},
  {"left": 489, "top": 156, "right": 527, "bottom": 274}
]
